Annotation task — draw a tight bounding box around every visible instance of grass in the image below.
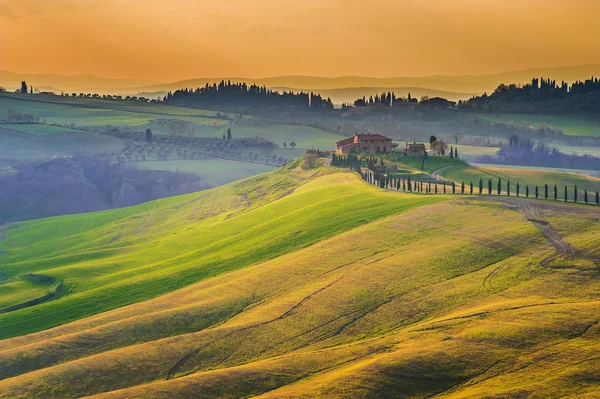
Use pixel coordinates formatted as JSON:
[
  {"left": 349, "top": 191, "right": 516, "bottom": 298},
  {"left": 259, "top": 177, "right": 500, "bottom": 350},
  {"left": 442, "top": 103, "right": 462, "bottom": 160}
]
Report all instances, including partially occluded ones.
[
  {"left": 472, "top": 112, "right": 600, "bottom": 136},
  {"left": 0, "top": 171, "right": 599, "bottom": 398},
  {"left": 0, "top": 162, "right": 447, "bottom": 339},
  {"left": 0, "top": 92, "right": 228, "bottom": 127},
  {"left": 384, "top": 155, "right": 600, "bottom": 198},
  {"left": 440, "top": 163, "right": 600, "bottom": 198},
  {"left": 0, "top": 123, "right": 81, "bottom": 136},
  {"left": 0, "top": 126, "right": 129, "bottom": 161},
  {"left": 133, "top": 159, "right": 275, "bottom": 186}
]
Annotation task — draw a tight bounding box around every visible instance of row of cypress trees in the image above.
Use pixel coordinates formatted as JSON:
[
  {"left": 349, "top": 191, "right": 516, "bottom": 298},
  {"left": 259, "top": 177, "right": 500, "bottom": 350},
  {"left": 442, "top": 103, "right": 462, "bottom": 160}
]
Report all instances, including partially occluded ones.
[{"left": 357, "top": 168, "right": 600, "bottom": 205}]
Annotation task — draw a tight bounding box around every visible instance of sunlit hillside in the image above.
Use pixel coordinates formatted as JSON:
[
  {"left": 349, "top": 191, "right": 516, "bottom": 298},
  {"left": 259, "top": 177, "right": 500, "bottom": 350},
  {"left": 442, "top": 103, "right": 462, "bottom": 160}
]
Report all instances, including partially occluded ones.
[{"left": 1, "top": 161, "right": 599, "bottom": 398}]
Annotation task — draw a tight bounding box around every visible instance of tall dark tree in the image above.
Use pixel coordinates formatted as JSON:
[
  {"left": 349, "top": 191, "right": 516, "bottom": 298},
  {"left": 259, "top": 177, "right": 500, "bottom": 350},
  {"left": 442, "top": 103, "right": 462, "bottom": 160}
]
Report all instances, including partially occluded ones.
[
  {"left": 574, "top": 185, "right": 578, "bottom": 203},
  {"left": 479, "top": 178, "right": 483, "bottom": 194},
  {"left": 554, "top": 185, "right": 558, "bottom": 201},
  {"left": 526, "top": 185, "right": 529, "bottom": 198},
  {"left": 516, "top": 182, "right": 520, "bottom": 197},
  {"left": 565, "top": 186, "right": 568, "bottom": 202},
  {"left": 584, "top": 189, "right": 588, "bottom": 204},
  {"left": 454, "top": 147, "right": 458, "bottom": 159},
  {"left": 227, "top": 128, "right": 232, "bottom": 140},
  {"left": 145, "top": 128, "right": 152, "bottom": 144},
  {"left": 544, "top": 184, "right": 548, "bottom": 200},
  {"left": 497, "top": 178, "right": 502, "bottom": 196},
  {"left": 596, "top": 191, "right": 600, "bottom": 205},
  {"left": 469, "top": 181, "right": 473, "bottom": 194},
  {"left": 535, "top": 186, "right": 539, "bottom": 199},
  {"left": 21, "top": 81, "right": 28, "bottom": 94}
]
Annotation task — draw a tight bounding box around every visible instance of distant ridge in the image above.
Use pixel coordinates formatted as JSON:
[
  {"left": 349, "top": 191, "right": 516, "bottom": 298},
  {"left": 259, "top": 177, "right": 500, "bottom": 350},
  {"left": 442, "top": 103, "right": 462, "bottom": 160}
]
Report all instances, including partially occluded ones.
[{"left": 2, "top": 64, "right": 599, "bottom": 102}]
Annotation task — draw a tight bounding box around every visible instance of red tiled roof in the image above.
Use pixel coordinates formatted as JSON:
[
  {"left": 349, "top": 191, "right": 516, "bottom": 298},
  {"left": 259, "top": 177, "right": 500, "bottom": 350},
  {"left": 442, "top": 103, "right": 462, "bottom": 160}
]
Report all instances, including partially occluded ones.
[
  {"left": 336, "top": 133, "right": 392, "bottom": 146},
  {"left": 355, "top": 133, "right": 391, "bottom": 141}
]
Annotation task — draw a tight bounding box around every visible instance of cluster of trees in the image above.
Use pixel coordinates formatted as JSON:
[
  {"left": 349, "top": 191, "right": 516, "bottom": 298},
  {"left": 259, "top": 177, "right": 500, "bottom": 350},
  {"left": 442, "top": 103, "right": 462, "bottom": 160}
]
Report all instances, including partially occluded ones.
[
  {"left": 476, "top": 135, "right": 600, "bottom": 170},
  {"left": 1, "top": 110, "right": 40, "bottom": 123},
  {"left": 163, "top": 80, "right": 334, "bottom": 110},
  {"left": 352, "top": 92, "right": 454, "bottom": 108},
  {"left": 102, "top": 130, "right": 288, "bottom": 165},
  {"left": 330, "top": 153, "right": 360, "bottom": 168},
  {"left": 62, "top": 93, "right": 155, "bottom": 102},
  {"left": 461, "top": 76, "right": 600, "bottom": 113},
  {"left": 0, "top": 156, "right": 208, "bottom": 223}
]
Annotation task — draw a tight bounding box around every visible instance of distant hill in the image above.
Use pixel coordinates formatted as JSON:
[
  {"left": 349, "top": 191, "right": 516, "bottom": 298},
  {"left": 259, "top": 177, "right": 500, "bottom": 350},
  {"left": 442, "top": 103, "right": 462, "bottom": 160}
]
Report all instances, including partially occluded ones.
[
  {"left": 0, "top": 70, "right": 158, "bottom": 93},
  {"left": 3, "top": 64, "right": 599, "bottom": 101}
]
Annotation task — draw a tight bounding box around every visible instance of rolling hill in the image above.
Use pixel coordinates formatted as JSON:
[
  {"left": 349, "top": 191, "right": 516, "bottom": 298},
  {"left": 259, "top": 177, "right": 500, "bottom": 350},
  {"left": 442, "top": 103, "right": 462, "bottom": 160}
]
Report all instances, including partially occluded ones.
[
  {"left": 3, "top": 64, "right": 599, "bottom": 100},
  {"left": 1, "top": 160, "right": 599, "bottom": 398}
]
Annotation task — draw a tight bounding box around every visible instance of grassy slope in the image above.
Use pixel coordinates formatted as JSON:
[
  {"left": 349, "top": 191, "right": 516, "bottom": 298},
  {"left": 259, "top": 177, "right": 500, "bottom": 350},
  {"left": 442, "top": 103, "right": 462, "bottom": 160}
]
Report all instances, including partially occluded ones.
[
  {"left": 133, "top": 159, "right": 275, "bottom": 186},
  {"left": 0, "top": 172, "right": 598, "bottom": 398},
  {"left": 472, "top": 112, "right": 600, "bottom": 137},
  {"left": 0, "top": 163, "right": 446, "bottom": 339},
  {"left": 0, "top": 93, "right": 225, "bottom": 126},
  {"left": 0, "top": 126, "right": 129, "bottom": 161},
  {"left": 393, "top": 156, "right": 600, "bottom": 197}
]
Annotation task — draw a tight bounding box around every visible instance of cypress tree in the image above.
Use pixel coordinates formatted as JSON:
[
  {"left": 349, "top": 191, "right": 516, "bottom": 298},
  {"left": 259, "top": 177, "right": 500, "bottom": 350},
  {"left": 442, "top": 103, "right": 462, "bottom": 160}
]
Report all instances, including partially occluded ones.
[
  {"left": 507, "top": 180, "right": 510, "bottom": 196},
  {"left": 516, "top": 182, "right": 520, "bottom": 197},
  {"left": 574, "top": 185, "right": 578, "bottom": 203},
  {"left": 535, "top": 186, "right": 539, "bottom": 199},
  {"left": 479, "top": 178, "right": 483, "bottom": 194},
  {"left": 526, "top": 185, "right": 529, "bottom": 198},
  {"left": 544, "top": 184, "right": 548, "bottom": 200},
  {"left": 470, "top": 181, "right": 473, "bottom": 194},
  {"left": 497, "top": 178, "right": 502, "bottom": 196},
  {"left": 554, "top": 185, "right": 558, "bottom": 201},
  {"left": 596, "top": 191, "right": 599, "bottom": 205},
  {"left": 435, "top": 184, "right": 438, "bottom": 194},
  {"left": 452, "top": 181, "right": 456, "bottom": 194},
  {"left": 488, "top": 179, "right": 492, "bottom": 195},
  {"left": 584, "top": 189, "right": 588, "bottom": 204},
  {"left": 408, "top": 176, "right": 412, "bottom": 192},
  {"left": 565, "top": 186, "right": 568, "bottom": 202},
  {"left": 454, "top": 147, "right": 458, "bottom": 159},
  {"left": 461, "top": 182, "right": 465, "bottom": 194},
  {"left": 444, "top": 182, "right": 447, "bottom": 194}
]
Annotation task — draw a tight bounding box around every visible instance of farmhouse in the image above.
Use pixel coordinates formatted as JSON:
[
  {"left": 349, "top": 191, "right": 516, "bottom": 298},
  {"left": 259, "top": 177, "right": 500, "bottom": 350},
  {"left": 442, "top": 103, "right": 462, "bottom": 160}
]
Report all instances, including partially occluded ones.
[
  {"left": 336, "top": 133, "right": 393, "bottom": 154},
  {"left": 406, "top": 142, "right": 426, "bottom": 156}
]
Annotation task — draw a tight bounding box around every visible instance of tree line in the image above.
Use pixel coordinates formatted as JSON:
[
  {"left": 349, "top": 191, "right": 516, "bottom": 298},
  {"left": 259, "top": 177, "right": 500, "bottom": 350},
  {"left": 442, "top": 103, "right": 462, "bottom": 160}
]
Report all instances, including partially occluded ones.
[
  {"left": 476, "top": 134, "right": 600, "bottom": 170},
  {"left": 460, "top": 76, "right": 600, "bottom": 113},
  {"left": 163, "top": 80, "right": 334, "bottom": 110}
]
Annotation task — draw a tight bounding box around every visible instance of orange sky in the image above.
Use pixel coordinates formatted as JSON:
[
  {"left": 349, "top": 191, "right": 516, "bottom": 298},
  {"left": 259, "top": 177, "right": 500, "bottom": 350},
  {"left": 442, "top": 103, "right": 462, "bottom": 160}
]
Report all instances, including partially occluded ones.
[{"left": 1, "top": 0, "right": 599, "bottom": 81}]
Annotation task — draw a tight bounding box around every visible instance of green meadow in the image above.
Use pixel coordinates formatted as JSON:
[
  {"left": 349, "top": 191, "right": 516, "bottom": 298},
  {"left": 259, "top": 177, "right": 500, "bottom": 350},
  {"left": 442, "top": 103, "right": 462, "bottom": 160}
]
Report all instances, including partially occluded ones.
[
  {"left": 0, "top": 93, "right": 227, "bottom": 127},
  {"left": 0, "top": 160, "right": 599, "bottom": 398},
  {"left": 133, "top": 159, "right": 275, "bottom": 186},
  {"left": 472, "top": 112, "right": 600, "bottom": 136}
]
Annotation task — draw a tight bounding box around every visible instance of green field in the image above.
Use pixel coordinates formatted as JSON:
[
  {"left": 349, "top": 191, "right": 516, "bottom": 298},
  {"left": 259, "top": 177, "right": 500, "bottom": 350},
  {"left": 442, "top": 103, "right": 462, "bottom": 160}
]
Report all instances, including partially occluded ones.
[
  {"left": 0, "top": 160, "right": 599, "bottom": 398},
  {"left": 221, "top": 124, "right": 343, "bottom": 150},
  {"left": 0, "top": 126, "right": 129, "bottom": 161},
  {"left": 388, "top": 155, "right": 600, "bottom": 197},
  {"left": 473, "top": 112, "right": 600, "bottom": 136},
  {"left": 133, "top": 159, "right": 275, "bottom": 186},
  {"left": 0, "top": 92, "right": 228, "bottom": 127},
  {"left": 0, "top": 123, "right": 81, "bottom": 136}
]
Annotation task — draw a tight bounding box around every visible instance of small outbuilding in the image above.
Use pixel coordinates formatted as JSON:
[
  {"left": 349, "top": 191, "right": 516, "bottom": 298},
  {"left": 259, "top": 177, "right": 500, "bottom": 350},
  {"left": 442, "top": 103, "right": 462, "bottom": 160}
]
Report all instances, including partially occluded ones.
[{"left": 406, "top": 142, "right": 426, "bottom": 156}]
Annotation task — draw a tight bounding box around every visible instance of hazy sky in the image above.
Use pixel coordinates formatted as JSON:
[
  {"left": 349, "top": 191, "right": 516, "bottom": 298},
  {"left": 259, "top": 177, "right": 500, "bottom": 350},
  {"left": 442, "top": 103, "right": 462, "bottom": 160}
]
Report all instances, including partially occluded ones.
[{"left": 1, "top": 0, "right": 599, "bottom": 81}]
